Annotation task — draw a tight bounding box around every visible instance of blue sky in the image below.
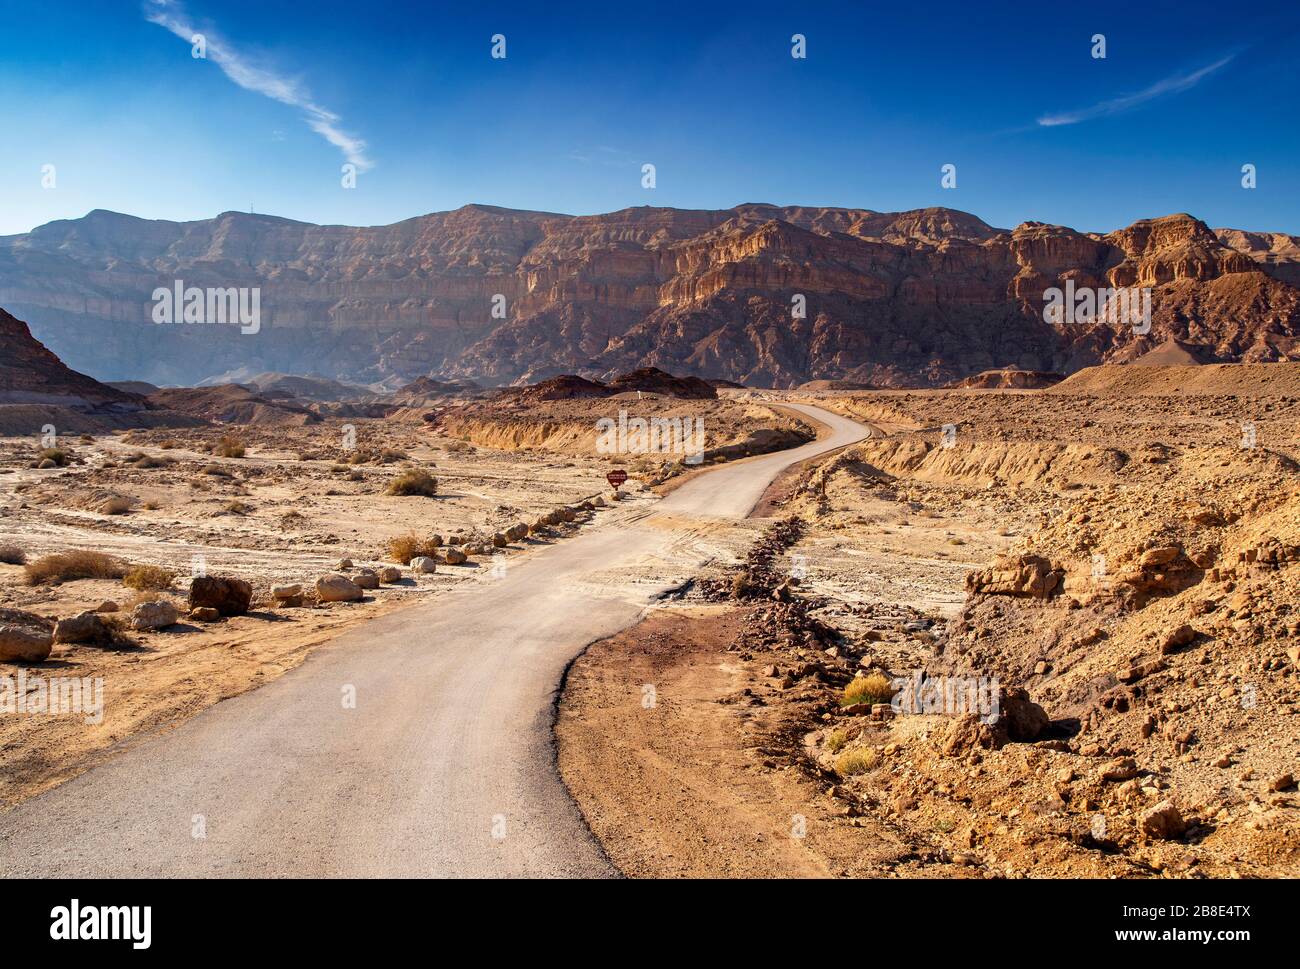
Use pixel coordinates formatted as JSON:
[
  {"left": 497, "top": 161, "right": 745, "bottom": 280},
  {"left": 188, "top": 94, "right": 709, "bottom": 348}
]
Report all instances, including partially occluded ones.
[{"left": 1, "top": 0, "right": 1297, "bottom": 236}]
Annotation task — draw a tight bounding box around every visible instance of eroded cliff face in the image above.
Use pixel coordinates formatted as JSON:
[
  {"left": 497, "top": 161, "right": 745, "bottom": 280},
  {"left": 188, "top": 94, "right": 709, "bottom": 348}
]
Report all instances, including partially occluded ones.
[{"left": 2, "top": 204, "right": 1297, "bottom": 388}]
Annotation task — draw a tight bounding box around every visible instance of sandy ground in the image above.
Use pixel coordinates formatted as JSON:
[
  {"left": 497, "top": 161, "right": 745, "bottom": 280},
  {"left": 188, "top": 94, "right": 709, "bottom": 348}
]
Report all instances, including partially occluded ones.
[
  {"left": 0, "top": 420, "right": 635, "bottom": 807},
  {"left": 559, "top": 376, "right": 1300, "bottom": 879}
]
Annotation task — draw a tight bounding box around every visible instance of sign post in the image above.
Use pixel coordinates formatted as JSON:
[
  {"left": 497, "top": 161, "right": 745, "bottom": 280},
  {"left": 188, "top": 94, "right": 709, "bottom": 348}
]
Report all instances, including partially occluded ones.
[{"left": 606, "top": 469, "right": 628, "bottom": 491}]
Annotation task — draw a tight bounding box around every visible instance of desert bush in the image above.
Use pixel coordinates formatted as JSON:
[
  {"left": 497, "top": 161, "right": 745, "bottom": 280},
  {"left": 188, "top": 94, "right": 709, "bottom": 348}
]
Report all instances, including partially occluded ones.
[
  {"left": 158, "top": 439, "right": 178, "bottom": 449},
  {"left": 36, "top": 447, "right": 70, "bottom": 467},
  {"left": 122, "top": 564, "right": 176, "bottom": 591},
  {"left": 387, "top": 532, "right": 442, "bottom": 564},
  {"left": 730, "top": 571, "right": 758, "bottom": 599},
  {"left": 130, "top": 453, "right": 171, "bottom": 469},
  {"left": 99, "top": 496, "right": 132, "bottom": 515},
  {"left": 202, "top": 463, "right": 231, "bottom": 477},
  {"left": 834, "top": 747, "right": 878, "bottom": 776},
  {"left": 25, "top": 550, "right": 126, "bottom": 585},
  {"left": 824, "top": 729, "right": 848, "bottom": 754},
  {"left": 443, "top": 440, "right": 473, "bottom": 454},
  {"left": 347, "top": 470, "right": 363, "bottom": 482},
  {"left": 841, "top": 672, "right": 895, "bottom": 708},
  {"left": 223, "top": 500, "right": 252, "bottom": 515},
  {"left": 79, "top": 434, "right": 95, "bottom": 444},
  {"left": 378, "top": 448, "right": 409, "bottom": 464},
  {"left": 213, "top": 435, "right": 246, "bottom": 458},
  {"left": 0, "top": 545, "right": 26, "bottom": 565},
  {"left": 386, "top": 468, "right": 438, "bottom": 497},
  {"left": 143, "top": 500, "right": 160, "bottom": 510}
]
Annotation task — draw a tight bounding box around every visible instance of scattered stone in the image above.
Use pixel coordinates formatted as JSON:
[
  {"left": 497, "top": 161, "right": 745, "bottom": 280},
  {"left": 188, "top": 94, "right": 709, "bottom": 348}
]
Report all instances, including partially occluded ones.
[
  {"left": 188, "top": 575, "right": 252, "bottom": 616},
  {"left": 377, "top": 566, "right": 402, "bottom": 583},
  {"left": 1161, "top": 624, "right": 1197, "bottom": 654},
  {"left": 130, "top": 600, "right": 179, "bottom": 631},
  {"left": 1269, "top": 773, "right": 1294, "bottom": 792},
  {"left": 271, "top": 584, "right": 302, "bottom": 601},
  {"left": 492, "top": 532, "right": 508, "bottom": 548},
  {"left": 1100, "top": 757, "right": 1139, "bottom": 782},
  {"left": 410, "top": 556, "right": 438, "bottom": 574},
  {"left": 1140, "top": 800, "right": 1186, "bottom": 840},
  {"left": 0, "top": 610, "right": 55, "bottom": 661},
  {"left": 443, "top": 548, "right": 467, "bottom": 565},
  {"left": 189, "top": 607, "right": 221, "bottom": 622},
  {"left": 336, "top": 558, "right": 354, "bottom": 571},
  {"left": 95, "top": 600, "right": 119, "bottom": 613},
  {"left": 353, "top": 569, "right": 380, "bottom": 590},
  {"left": 316, "top": 573, "right": 363, "bottom": 602},
  {"left": 53, "top": 611, "right": 109, "bottom": 644}
]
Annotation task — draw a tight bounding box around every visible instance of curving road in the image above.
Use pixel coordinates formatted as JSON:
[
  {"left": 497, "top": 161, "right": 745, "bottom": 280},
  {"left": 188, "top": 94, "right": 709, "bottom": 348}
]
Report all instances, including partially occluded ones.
[{"left": 0, "top": 403, "right": 869, "bottom": 877}]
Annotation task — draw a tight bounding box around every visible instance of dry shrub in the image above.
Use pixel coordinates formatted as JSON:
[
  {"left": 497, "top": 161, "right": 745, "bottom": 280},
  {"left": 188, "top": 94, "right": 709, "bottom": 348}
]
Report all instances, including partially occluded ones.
[
  {"left": 223, "top": 499, "right": 253, "bottom": 515},
  {"left": 99, "top": 496, "right": 132, "bottom": 515},
  {"left": 36, "top": 447, "right": 70, "bottom": 467},
  {"left": 825, "top": 729, "right": 848, "bottom": 754},
  {"left": 122, "top": 564, "right": 176, "bottom": 591},
  {"left": 202, "top": 463, "right": 230, "bottom": 476},
  {"left": 387, "top": 532, "right": 442, "bottom": 565},
  {"left": 25, "top": 550, "right": 126, "bottom": 585},
  {"left": 386, "top": 468, "right": 438, "bottom": 497},
  {"left": 841, "top": 672, "right": 894, "bottom": 707},
  {"left": 0, "top": 545, "right": 27, "bottom": 565},
  {"left": 213, "top": 435, "right": 246, "bottom": 458},
  {"left": 834, "top": 747, "right": 878, "bottom": 776}
]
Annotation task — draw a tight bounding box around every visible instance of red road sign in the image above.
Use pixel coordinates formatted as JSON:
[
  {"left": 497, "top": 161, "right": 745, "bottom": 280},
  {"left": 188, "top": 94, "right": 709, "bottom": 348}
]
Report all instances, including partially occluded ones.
[{"left": 606, "top": 469, "right": 628, "bottom": 488}]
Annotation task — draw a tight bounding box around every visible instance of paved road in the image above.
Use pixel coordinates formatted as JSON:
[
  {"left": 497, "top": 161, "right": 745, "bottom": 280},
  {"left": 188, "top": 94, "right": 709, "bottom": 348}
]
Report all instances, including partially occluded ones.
[{"left": 0, "top": 404, "right": 869, "bottom": 877}]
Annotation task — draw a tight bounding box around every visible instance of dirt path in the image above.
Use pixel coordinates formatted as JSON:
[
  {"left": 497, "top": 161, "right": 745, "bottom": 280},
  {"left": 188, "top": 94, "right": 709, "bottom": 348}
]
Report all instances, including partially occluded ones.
[{"left": 0, "top": 404, "right": 869, "bottom": 877}]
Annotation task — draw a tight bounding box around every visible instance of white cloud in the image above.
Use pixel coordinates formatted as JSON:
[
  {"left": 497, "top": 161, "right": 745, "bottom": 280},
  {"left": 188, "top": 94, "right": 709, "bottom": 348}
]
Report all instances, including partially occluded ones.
[
  {"left": 1037, "top": 54, "right": 1235, "bottom": 127},
  {"left": 143, "top": 0, "right": 374, "bottom": 170}
]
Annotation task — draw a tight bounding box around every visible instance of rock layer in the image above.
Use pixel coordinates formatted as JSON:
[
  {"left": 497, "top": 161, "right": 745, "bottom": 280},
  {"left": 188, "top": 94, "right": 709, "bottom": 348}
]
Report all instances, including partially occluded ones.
[{"left": 2, "top": 205, "right": 1298, "bottom": 388}]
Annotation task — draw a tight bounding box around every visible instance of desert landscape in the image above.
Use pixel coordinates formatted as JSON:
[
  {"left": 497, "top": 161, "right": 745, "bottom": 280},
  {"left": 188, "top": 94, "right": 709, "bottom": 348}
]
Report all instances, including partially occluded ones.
[{"left": 3, "top": 279, "right": 1298, "bottom": 879}]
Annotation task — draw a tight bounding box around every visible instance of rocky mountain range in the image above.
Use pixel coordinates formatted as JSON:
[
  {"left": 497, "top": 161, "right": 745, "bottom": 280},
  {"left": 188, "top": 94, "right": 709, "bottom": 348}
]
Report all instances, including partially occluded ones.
[{"left": 2, "top": 204, "right": 1298, "bottom": 388}]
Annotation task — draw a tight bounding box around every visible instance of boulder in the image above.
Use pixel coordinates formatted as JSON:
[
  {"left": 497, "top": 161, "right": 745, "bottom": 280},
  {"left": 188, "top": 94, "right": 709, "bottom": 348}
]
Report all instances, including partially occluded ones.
[
  {"left": 506, "top": 523, "right": 528, "bottom": 542},
  {"left": 336, "top": 558, "right": 354, "bottom": 571},
  {"left": 1140, "top": 800, "right": 1186, "bottom": 840},
  {"left": 377, "top": 566, "right": 402, "bottom": 583},
  {"left": 591, "top": 495, "right": 606, "bottom": 508},
  {"left": 443, "top": 548, "right": 467, "bottom": 565},
  {"left": 966, "top": 554, "right": 1062, "bottom": 598},
  {"left": 429, "top": 535, "right": 444, "bottom": 548},
  {"left": 130, "top": 600, "right": 179, "bottom": 631},
  {"left": 95, "top": 600, "right": 119, "bottom": 613},
  {"left": 997, "top": 687, "right": 1049, "bottom": 741},
  {"left": 53, "top": 611, "right": 110, "bottom": 645},
  {"left": 271, "top": 583, "right": 302, "bottom": 601},
  {"left": 189, "top": 607, "right": 221, "bottom": 622},
  {"left": 492, "top": 532, "right": 508, "bottom": 548},
  {"left": 353, "top": 569, "right": 380, "bottom": 589},
  {"left": 1140, "top": 546, "right": 1182, "bottom": 568},
  {"left": 410, "top": 556, "right": 438, "bottom": 574},
  {"left": 1160, "top": 624, "right": 1197, "bottom": 654},
  {"left": 188, "top": 575, "right": 252, "bottom": 616},
  {"left": 0, "top": 610, "right": 55, "bottom": 662},
  {"left": 316, "top": 573, "right": 363, "bottom": 602}
]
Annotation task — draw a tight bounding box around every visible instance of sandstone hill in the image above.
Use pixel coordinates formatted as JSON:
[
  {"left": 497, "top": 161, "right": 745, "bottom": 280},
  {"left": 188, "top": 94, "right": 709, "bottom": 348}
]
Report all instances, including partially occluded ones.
[{"left": 2, "top": 205, "right": 1298, "bottom": 389}]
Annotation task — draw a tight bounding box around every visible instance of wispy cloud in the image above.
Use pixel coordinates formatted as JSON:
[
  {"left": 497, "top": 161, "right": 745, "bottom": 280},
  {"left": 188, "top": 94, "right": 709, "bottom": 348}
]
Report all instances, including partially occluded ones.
[
  {"left": 143, "top": 0, "right": 373, "bottom": 170},
  {"left": 1037, "top": 54, "right": 1236, "bottom": 127}
]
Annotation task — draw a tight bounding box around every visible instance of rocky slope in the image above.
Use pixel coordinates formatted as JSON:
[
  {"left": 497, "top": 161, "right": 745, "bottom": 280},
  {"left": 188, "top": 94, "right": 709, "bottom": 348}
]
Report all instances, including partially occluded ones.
[
  {"left": 2, "top": 205, "right": 1298, "bottom": 388},
  {"left": 0, "top": 306, "right": 140, "bottom": 408}
]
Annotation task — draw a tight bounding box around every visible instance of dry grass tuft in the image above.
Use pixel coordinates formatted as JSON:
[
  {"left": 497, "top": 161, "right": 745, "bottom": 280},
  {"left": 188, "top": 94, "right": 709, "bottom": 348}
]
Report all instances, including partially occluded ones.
[
  {"left": 386, "top": 468, "right": 438, "bottom": 497},
  {"left": 0, "top": 545, "right": 27, "bottom": 565},
  {"left": 25, "top": 550, "right": 126, "bottom": 585},
  {"left": 387, "top": 532, "right": 442, "bottom": 564},
  {"left": 841, "top": 672, "right": 895, "bottom": 708},
  {"left": 213, "top": 435, "right": 246, "bottom": 458},
  {"left": 834, "top": 747, "right": 878, "bottom": 776},
  {"left": 122, "top": 564, "right": 176, "bottom": 591},
  {"left": 99, "top": 495, "right": 132, "bottom": 515}
]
